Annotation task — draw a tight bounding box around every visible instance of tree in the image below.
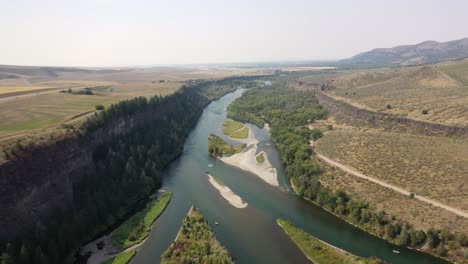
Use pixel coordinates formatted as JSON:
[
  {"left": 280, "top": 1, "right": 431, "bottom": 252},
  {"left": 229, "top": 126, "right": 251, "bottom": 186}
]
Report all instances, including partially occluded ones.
[
  {"left": 33, "top": 247, "right": 48, "bottom": 264},
  {"left": 398, "top": 228, "right": 411, "bottom": 246},
  {"left": 427, "top": 228, "right": 440, "bottom": 248},
  {"left": 437, "top": 243, "right": 448, "bottom": 257},
  {"left": 95, "top": 104, "right": 105, "bottom": 110},
  {"left": 18, "top": 243, "right": 30, "bottom": 264}
]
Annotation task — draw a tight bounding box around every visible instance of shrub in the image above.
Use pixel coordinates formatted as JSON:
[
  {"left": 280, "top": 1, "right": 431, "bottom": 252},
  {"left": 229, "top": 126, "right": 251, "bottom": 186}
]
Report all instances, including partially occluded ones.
[
  {"left": 95, "top": 105, "right": 105, "bottom": 111},
  {"left": 386, "top": 104, "right": 392, "bottom": 109},
  {"left": 422, "top": 110, "right": 429, "bottom": 115}
]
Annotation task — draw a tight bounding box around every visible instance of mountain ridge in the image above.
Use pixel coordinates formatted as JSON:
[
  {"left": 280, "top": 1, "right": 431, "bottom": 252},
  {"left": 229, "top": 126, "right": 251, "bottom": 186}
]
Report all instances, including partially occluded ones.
[{"left": 341, "top": 38, "right": 468, "bottom": 66}]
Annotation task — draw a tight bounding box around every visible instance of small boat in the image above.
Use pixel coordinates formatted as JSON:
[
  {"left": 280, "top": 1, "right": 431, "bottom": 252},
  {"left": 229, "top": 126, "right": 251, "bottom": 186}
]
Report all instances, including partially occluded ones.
[
  {"left": 392, "top": 250, "right": 400, "bottom": 254},
  {"left": 215, "top": 221, "right": 219, "bottom": 225},
  {"left": 208, "top": 164, "right": 214, "bottom": 168}
]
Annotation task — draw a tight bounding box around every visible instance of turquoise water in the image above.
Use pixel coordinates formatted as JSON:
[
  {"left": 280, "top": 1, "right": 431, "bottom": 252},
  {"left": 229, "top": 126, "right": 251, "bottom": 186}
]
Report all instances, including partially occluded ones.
[{"left": 131, "top": 89, "right": 447, "bottom": 264}]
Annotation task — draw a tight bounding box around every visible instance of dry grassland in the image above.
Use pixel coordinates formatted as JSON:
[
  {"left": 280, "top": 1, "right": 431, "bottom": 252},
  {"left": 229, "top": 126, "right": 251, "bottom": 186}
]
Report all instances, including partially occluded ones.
[
  {"left": 315, "top": 128, "right": 468, "bottom": 212},
  {"left": 319, "top": 165, "right": 468, "bottom": 234},
  {"left": 322, "top": 65, "right": 468, "bottom": 126}
]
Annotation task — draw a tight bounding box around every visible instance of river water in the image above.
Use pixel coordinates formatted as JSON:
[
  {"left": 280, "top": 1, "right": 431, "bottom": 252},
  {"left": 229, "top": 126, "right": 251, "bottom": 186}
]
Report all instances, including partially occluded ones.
[{"left": 131, "top": 89, "right": 447, "bottom": 264}]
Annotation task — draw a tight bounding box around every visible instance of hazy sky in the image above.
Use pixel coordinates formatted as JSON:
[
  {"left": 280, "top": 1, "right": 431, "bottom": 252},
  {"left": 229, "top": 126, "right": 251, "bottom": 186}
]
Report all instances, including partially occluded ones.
[{"left": 1, "top": 0, "right": 467, "bottom": 67}]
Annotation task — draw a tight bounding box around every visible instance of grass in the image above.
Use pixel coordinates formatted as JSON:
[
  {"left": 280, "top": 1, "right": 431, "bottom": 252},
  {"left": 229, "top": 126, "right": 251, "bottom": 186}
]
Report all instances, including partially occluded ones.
[
  {"left": 223, "top": 120, "right": 249, "bottom": 139},
  {"left": 212, "top": 175, "right": 226, "bottom": 187},
  {"left": 277, "top": 219, "right": 383, "bottom": 264},
  {"left": 319, "top": 164, "right": 468, "bottom": 235},
  {"left": 161, "top": 207, "right": 234, "bottom": 264},
  {"left": 315, "top": 127, "right": 468, "bottom": 212},
  {"left": 321, "top": 65, "right": 468, "bottom": 126},
  {"left": 111, "top": 192, "right": 172, "bottom": 249},
  {"left": 208, "top": 134, "right": 246, "bottom": 157},
  {"left": 0, "top": 81, "right": 180, "bottom": 162},
  {"left": 256, "top": 153, "right": 265, "bottom": 163},
  {"left": 101, "top": 250, "right": 136, "bottom": 264}
]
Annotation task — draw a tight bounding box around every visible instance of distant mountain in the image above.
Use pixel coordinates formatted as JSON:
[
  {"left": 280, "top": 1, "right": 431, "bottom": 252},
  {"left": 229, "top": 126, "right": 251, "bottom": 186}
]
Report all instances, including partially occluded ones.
[{"left": 340, "top": 38, "right": 468, "bottom": 66}]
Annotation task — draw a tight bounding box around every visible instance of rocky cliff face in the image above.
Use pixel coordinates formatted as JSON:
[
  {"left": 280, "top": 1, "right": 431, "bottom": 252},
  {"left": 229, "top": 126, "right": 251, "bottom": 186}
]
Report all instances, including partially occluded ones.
[
  {"left": 0, "top": 99, "right": 173, "bottom": 241},
  {"left": 315, "top": 91, "right": 468, "bottom": 137}
]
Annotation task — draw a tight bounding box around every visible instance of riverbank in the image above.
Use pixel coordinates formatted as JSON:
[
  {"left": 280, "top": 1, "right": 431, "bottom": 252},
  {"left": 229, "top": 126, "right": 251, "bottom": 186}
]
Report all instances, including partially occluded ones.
[
  {"left": 219, "top": 126, "right": 279, "bottom": 186},
  {"left": 81, "top": 192, "right": 172, "bottom": 264},
  {"left": 161, "top": 207, "right": 234, "bottom": 264},
  {"left": 208, "top": 174, "right": 248, "bottom": 208},
  {"left": 277, "top": 219, "right": 385, "bottom": 264}
]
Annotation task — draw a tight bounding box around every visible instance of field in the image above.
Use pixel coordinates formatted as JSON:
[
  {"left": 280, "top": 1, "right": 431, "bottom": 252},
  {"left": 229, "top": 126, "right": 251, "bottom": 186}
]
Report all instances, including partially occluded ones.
[
  {"left": 111, "top": 192, "right": 172, "bottom": 249},
  {"left": 102, "top": 250, "right": 136, "bottom": 264},
  {"left": 161, "top": 207, "right": 233, "bottom": 263},
  {"left": 277, "top": 219, "right": 384, "bottom": 264},
  {"left": 319, "top": 164, "right": 468, "bottom": 234},
  {"left": 314, "top": 127, "right": 468, "bottom": 212},
  {"left": 223, "top": 120, "right": 249, "bottom": 139},
  {"left": 0, "top": 81, "right": 181, "bottom": 162},
  {"left": 308, "top": 63, "right": 468, "bottom": 126}
]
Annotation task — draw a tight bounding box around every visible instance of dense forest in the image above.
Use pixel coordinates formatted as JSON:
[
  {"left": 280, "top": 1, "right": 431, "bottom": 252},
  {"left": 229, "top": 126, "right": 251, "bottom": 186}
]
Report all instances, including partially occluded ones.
[
  {"left": 0, "top": 78, "right": 245, "bottom": 264},
  {"left": 227, "top": 79, "right": 466, "bottom": 261}
]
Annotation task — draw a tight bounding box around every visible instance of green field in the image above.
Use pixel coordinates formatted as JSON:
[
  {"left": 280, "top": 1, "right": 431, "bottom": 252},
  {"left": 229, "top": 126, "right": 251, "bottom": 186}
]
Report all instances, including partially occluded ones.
[
  {"left": 101, "top": 250, "right": 136, "bottom": 264},
  {"left": 111, "top": 192, "right": 172, "bottom": 249},
  {"left": 161, "top": 208, "right": 234, "bottom": 264},
  {"left": 223, "top": 120, "right": 249, "bottom": 139},
  {"left": 277, "top": 219, "right": 384, "bottom": 264},
  {"left": 208, "top": 134, "right": 246, "bottom": 157},
  {"left": 256, "top": 153, "right": 265, "bottom": 163}
]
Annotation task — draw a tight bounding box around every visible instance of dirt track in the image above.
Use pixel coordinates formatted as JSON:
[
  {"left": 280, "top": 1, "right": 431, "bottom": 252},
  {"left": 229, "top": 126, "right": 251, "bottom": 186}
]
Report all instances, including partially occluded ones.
[{"left": 315, "top": 151, "right": 468, "bottom": 218}]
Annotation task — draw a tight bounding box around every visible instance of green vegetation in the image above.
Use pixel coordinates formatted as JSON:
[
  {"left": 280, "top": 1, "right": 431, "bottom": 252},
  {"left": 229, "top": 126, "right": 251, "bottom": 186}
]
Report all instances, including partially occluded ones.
[
  {"left": 211, "top": 175, "right": 226, "bottom": 187},
  {"left": 228, "top": 78, "right": 327, "bottom": 200},
  {"left": 227, "top": 78, "right": 464, "bottom": 262},
  {"left": 95, "top": 104, "right": 105, "bottom": 110},
  {"left": 162, "top": 208, "right": 234, "bottom": 264},
  {"left": 278, "top": 219, "right": 384, "bottom": 264},
  {"left": 111, "top": 192, "right": 172, "bottom": 249},
  {"left": 101, "top": 250, "right": 136, "bottom": 264},
  {"left": 208, "top": 134, "right": 246, "bottom": 157},
  {"left": 0, "top": 78, "right": 243, "bottom": 264},
  {"left": 223, "top": 120, "right": 249, "bottom": 139},
  {"left": 255, "top": 153, "right": 265, "bottom": 164}
]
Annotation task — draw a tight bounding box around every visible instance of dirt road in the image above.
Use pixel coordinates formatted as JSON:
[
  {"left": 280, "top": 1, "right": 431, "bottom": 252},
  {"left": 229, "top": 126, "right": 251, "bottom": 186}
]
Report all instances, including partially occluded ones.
[{"left": 315, "top": 152, "right": 468, "bottom": 218}]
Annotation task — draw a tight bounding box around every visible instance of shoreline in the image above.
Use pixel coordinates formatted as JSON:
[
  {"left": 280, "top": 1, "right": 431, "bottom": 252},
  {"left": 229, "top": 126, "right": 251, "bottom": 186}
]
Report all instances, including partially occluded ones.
[
  {"left": 208, "top": 174, "right": 248, "bottom": 208},
  {"left": 81, "top": 192, "right": 172, "bottom": 264},
  {"left": 219, "top": 125, "right": 279, "bottom": 186},
  {"left": 289, "top": 179, "right": 453, "bottom": 264}
]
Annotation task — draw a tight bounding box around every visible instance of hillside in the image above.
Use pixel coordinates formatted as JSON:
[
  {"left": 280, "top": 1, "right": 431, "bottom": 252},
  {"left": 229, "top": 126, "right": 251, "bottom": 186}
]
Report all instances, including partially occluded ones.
[
  {"left": 318, "top": 65, "right": 468, "bottom": 127},
  {"left": 341, "top": 38, "right": 468, "bottom": 66}
]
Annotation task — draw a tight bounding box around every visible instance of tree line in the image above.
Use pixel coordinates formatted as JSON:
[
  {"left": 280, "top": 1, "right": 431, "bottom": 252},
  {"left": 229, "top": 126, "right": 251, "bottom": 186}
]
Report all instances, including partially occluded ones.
[
  {"left": 0, "top": 78, "right": 241, "bottom": 264},
  {"left": 227, "top": 78, "right": 467, "bottom": 261}
]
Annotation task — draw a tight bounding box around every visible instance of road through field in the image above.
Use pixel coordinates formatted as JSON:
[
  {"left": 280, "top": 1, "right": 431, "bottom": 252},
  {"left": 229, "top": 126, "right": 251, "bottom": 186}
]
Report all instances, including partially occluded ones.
[{"left": 314, "top": 151, "right": 468, "bottom": 218}]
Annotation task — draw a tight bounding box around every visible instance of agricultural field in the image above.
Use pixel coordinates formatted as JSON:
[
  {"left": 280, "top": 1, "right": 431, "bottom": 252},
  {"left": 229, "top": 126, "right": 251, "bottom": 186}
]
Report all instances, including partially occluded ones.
[
  {"left": 312, "top": 62, "right": 468, "bottom": 126},
  {"left": 0, "top": 81, "right": 181, "bottom": 162},
  {"left": 314, "top": 127, "right": 468, "bottom": 212}
]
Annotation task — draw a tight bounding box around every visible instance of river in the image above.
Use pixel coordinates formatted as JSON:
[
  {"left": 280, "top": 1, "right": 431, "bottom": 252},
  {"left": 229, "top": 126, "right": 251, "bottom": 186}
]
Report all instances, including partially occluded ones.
[{"left": 131, "top": 89, "right": 447, "bottom": 264}]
